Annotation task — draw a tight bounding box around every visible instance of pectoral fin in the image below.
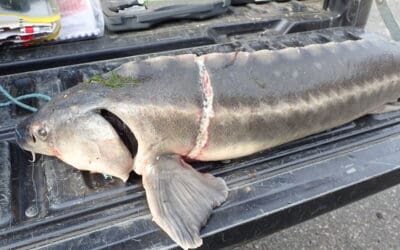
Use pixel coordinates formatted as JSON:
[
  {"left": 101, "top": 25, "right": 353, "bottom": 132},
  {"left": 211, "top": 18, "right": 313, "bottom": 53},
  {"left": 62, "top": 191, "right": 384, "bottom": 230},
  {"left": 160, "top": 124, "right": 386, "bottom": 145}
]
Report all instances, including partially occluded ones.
[{"left": 142, "top": 155, "right": 228, "bottom": 249}]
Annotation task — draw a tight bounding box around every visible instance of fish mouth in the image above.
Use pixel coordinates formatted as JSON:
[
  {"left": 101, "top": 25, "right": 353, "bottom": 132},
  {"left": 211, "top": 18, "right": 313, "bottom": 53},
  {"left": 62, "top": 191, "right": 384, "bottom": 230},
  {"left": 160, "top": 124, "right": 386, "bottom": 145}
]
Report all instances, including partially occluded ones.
[{"left": 99, "top": 109, "right": 138, "bottom": 160}]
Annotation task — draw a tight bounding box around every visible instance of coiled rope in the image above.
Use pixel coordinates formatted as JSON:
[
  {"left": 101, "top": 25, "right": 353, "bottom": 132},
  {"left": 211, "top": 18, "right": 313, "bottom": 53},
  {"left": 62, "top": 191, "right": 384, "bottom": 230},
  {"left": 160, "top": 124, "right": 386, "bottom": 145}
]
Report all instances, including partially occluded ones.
[{"left": 0, "top": 85, "right": 51, "bottom": 112}]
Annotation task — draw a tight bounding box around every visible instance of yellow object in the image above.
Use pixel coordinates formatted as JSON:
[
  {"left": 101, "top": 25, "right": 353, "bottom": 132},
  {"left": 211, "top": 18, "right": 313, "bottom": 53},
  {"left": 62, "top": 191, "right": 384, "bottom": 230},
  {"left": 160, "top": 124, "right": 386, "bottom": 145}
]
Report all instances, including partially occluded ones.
[
  {"left": 29, "top": 21, "right": 61, "bottom": 45},
  {"left": 0, "top": 0, "right": 61, "bottom": 45},
  {"left": 0, "top": 13, "right": 60, "bottom": 24}
]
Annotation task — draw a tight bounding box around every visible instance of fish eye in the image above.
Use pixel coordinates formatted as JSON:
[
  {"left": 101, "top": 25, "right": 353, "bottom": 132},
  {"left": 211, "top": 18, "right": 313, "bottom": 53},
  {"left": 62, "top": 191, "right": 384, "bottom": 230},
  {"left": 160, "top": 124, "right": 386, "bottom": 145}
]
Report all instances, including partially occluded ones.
[{"left": 37, "top": 127, "right": 48, "bottom": 139}]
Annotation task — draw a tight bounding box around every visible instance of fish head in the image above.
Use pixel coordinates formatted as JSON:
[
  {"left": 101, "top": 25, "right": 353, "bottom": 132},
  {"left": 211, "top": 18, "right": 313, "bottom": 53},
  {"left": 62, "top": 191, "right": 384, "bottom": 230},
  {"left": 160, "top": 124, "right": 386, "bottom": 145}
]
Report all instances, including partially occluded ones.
[{"left": 16, "top": 86, "right": 135, "bottom": 181}]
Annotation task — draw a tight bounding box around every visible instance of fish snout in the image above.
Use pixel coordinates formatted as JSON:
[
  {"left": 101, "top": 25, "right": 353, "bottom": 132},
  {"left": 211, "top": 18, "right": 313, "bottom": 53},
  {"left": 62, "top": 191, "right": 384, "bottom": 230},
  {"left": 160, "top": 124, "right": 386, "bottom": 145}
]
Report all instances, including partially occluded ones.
[{"left": 15, "top": 117, "right": 35, "bottom": 148}]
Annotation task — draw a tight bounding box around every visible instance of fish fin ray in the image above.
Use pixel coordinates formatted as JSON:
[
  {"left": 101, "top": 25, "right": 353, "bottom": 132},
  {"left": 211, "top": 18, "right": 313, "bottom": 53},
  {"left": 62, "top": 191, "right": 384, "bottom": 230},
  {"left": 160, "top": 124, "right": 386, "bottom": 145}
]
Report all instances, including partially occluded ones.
[{"left": 142, "top": 155, "right": 228, "bottom": 249}]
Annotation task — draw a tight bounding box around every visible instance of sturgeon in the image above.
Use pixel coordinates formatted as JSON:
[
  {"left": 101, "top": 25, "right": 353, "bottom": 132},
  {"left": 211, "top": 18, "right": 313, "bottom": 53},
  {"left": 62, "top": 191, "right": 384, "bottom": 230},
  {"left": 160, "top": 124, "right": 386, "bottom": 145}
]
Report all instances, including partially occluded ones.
[{"left": 16, "top": 38, "right": 400, "bottom": 249}]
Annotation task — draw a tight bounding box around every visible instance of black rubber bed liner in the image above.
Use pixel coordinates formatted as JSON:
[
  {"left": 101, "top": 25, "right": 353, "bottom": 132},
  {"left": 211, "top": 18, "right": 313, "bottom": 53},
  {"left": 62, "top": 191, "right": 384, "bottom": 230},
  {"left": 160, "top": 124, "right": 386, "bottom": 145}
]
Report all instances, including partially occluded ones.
[{"left": 3, "top": 1, "right": 398, "bottom": 249}]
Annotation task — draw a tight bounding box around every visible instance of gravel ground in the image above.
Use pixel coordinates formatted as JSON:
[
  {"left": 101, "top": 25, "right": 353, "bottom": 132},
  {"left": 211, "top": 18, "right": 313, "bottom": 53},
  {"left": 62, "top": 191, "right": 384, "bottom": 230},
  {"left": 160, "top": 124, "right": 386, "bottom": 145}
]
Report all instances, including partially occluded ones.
[{"left": 230, "top": 1, "right": 400, "bottom": 249}]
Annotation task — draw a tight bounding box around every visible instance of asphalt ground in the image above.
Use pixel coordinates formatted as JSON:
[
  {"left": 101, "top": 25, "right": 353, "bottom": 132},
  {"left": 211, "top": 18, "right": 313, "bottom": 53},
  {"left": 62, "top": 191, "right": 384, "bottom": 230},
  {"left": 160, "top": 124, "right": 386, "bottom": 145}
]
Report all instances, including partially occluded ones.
[{"left": 230, "top": 1, "right": 400, "bottom": 249}]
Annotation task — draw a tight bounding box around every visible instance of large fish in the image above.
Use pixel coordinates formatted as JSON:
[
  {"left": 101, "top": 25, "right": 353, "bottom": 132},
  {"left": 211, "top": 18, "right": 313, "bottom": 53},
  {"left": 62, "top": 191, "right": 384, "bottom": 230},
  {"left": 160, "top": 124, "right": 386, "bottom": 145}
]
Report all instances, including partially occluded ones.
[{"left": 16, "top": 38, "right": 400, "bottom": 249}]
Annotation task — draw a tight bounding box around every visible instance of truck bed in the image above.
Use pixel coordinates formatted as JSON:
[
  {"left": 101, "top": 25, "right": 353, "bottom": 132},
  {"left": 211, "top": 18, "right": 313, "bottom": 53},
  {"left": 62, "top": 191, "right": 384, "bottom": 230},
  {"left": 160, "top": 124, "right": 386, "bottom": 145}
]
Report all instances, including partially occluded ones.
[{"left": 3, "top": 0, "right": 399, "bottom": 249}]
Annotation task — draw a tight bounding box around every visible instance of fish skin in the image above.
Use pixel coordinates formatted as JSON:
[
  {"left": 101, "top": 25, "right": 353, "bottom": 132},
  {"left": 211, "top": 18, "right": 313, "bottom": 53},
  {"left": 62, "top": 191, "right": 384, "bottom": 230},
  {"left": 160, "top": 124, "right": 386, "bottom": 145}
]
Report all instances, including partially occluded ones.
[
  {"left": 15, "top": 39, "right": 400, "bottom": 249},
  {"left": 107, "top": 39, "right": 400, "bottom": 163},
  {"left": 198, "top": 39, "right": 400, "bottom": 161}
]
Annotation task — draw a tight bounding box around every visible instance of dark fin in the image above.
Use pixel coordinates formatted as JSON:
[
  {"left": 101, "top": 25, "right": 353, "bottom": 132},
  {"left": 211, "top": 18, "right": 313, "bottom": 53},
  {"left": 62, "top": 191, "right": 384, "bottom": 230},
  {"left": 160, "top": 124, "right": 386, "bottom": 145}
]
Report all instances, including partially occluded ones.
[
  {"left": 142, "top": 155, "right": 228, "bottom": 249},
  {"left": 369, "top": 101, "right": 400, "bottom": 114}
]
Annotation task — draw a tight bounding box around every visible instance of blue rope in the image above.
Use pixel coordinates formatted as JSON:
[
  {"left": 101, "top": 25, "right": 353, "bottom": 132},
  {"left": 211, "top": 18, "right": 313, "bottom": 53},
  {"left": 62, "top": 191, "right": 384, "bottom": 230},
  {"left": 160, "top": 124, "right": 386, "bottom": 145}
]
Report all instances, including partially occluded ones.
[{"left": 0, "top": 85, "right": 51, "bottom": 112}]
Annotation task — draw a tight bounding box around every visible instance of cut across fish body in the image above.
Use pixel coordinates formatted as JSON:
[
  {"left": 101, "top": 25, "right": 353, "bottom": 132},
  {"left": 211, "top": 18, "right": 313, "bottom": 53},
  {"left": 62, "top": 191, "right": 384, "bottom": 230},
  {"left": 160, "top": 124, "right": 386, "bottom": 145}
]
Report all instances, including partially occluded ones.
[{"left": 16, "top": 39, "right": 400, "bottom": 249}]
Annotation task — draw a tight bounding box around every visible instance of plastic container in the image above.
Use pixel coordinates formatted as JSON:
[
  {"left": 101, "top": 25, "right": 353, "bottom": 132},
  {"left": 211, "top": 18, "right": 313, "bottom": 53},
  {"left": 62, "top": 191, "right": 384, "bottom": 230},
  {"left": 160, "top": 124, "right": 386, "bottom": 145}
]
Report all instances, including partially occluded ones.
[
  {"left": 0, "top": 0, "right": 61, "bottom": 45},
  {"left": 57, "top": 0, "right": 104, "bottom": 41}
]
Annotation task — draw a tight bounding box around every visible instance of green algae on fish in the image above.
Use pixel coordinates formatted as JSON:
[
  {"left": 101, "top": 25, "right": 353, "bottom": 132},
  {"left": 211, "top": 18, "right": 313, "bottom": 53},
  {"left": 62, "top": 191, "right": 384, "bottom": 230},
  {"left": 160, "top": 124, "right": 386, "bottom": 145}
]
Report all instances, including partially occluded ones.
[{"left": 88, "top": 72, "right": 143, "bottom": 88}]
